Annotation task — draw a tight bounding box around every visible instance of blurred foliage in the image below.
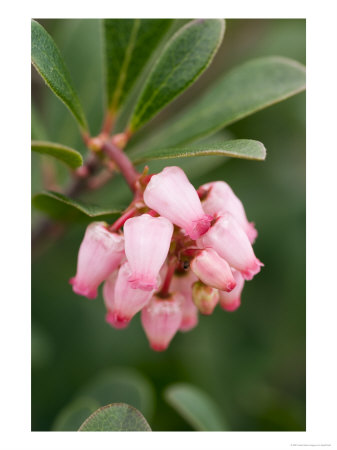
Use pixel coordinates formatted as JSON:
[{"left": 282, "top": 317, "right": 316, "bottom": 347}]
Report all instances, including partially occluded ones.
[{"left": 31, "top": 19, "right": 305, "bottom": 431}]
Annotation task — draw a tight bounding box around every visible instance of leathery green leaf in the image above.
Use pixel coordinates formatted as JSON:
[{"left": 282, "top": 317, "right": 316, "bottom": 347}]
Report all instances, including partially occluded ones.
[
  {"left": 103, "top": 19, "right": 173, "bottom": 113},
  {"left": 31, "top": 141, "right": 83, "bottom": 169},
  {"left": 31, "top": 20, "right": 88, "bottom": 131},
  {"left": 78, "top": 403, "right": 151, "bottom": 431},
  {"left": 128, "top": 19, "right": 225, "bottom": 132}
]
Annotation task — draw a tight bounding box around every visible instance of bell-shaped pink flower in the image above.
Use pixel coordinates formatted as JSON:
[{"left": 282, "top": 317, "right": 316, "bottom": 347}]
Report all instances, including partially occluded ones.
[
  {"left": 143, "top": 166, "right": 212, "bottom": 240},
  {"left": 124, "top": 214, "right": 173, "bottom": 291},
  {"left": 190, "top": 248, "right": 236, "bottom": 292},
  {"left": 219, "top": 269, "right": 245, "bottom": 312},
  {"left": 69, "top": 222, "right": 124, "bottom": 299},
  {"left": 192, "top": 281, "right": 219, "bottom": 315},
  {"left": 141, "top": 293, "right": 183, "bottom": 351},
  {"left": 200, "top": 181, "right": 258, "bottom": 243},
  {"left": 197, "top": 213, "right": 263, "bottom": 281},
  {"left": 103, "top": 262, "right": 155, "bottom": 329},
  {"left": 171, "top": 271, "right": 198, "bottom": 331}
]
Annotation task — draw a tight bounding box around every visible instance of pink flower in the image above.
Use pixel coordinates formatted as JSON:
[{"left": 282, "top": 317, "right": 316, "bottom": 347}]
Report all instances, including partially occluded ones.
[
  {"left": 103, "top": 262, "right": 155, "bottom": 329},
  {"left": 200, "top": 181, "right": 258, "bottom": 243},
  {"left": 171, "top": 271, "right": 199, "bottom": 331},
  {"left": 69, "top": 222, "right": 124, "bottom": 299},
  {"left": 190, "top": 248, "right": 236, "bottom": 291},
  {"left": 141, "top": 293, "right": 183, "bottom": 351},
  {"left": 192, "top": 281, "right": 219, "bottom": 315},
  {"left": 124, "top": 214, "right": 173, "bottom": 291},
  {"left": 143, "top": 166, "right": 212, "bottom": 240},
  {"left": 219, "top": 270, "right": 245, "bottom": 312},
  {"left": 197, "top": 213, "right": 263, "bottom": 280}
]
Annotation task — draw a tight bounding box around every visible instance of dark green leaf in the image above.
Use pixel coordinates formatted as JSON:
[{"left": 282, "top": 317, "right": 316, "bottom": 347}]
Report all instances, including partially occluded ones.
[
  {"left": 136, "top": 56, "right": 306, "bottom": 149},
  {"left": 78, "top": 403, "right": 151, "bottom": 431},
  {"left": 52, "top": 397, "right": 99, "bottom": 431},
  {"left": 31, "top": 140, "right": 83, "bottom": 169},
  {"left": 132, "top": 139, "right": 266, "bottom": 164},
  {"left": 128, "top": 19, "right": 225, "bottom": 132},
  {"left": 104, "top": 19, "right": 173, "bottom": 113},
  {"left": 32, "top": 191, "right": 122, "bottom": 222},
  {"left": 164, "top": 383, "right": 228, "bottom": 431},
  {"left": 79, "top": 368, "right": 155, "bottom": 421},
  {"left": 31, "top": 20, "right": 88, "bottom": 131}
]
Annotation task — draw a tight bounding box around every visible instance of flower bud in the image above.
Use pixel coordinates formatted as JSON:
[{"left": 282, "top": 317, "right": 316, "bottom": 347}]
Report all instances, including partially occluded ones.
[
  {"left": 103, "top": 262, "right": 155, "bottom": 329},
  {"left": 69, "top": 222, "right": 124, "bottom": 299},
  {"left": 197, "top": 213, "right": 263, "bottom": 280},
  {"left": 124, "top": 214, "right": 173, "bottom": 291},
  {"left": 143, "top": 166, "right": 212, "bottom": 239},
  {"left": 219, "top": 270, "right": 245, "bottom": 312},
  {"left": 190, "top": 248, "right": 236, "bottom": 291},
  {"left": 141, "top": 293, "right": 183, "bottom": 351},
  {"left": 171, "top": 271, "right": 198, "bottom": 331},
  {"left": 192, "top": 281, "right": 219, "bottom": 315},
  {"left": 200, "top": 181, "right": 258, "bottom": 243}
]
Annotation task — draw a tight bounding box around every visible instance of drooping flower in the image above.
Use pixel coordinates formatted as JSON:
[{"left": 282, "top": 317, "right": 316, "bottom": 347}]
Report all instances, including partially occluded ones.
[
  {"left": 192, "top": 281, "right": 219, "bottom": 315},
  {"left": 143, "top": 166, "right": 212, "bottom": 239},
  {"left": 200, "top": 181, "right": 258, "bottom": 243},
  {"left": 219, "top": 269, "right": 245, "bottom": 312},
  {"left": 170, "top": 270, "right": 199, "bottom": 331},
  {"left": 103, "top": 262, "right": 155, "bottom": 329},
  {"left": 69, "top": 222, "right": 124, "bottom": 299},
  {"left": 190, "top": 247, "right": 236, "bottom": 291},
  {"left": 197, "top": 212, "right": 263, "bottom": 280},
  {"left": 124, "top": 214, "right": 173, "bottom": 291},
  {"left": 141, "top": 293, "right": 183, "bottom": 351}
]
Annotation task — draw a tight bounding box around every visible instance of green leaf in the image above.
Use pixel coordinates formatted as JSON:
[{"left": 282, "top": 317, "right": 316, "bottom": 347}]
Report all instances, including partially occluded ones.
[
  {"left": 136, "top": 56, "right": 306, "bottom": 149},
  {"left": 32, "top": 191, "right": 122, "bottom": 222},
  {"left": 128, "top": 19, "right": 225, "bottom": 133},
  {"left": 78, "top": 403, "right": 151, "bottom": 431},
  {"left": 164, "top": 383, "right": 228, "bottom": 431},
  {"left": 31, "top": 20, "right": 88, "bottom": 131},
  {"left": 79, "top": 368, "right": 155, "bottom": 421},
  {"left": 104, "top": 19, "right": 173, "bottom": 113},
  {"left": 52, "top": 397, "right": 99, "bottom": 431},
  {"left": 132, "top": 139, "right": 266, "bottom": 164},
  {"left": 31, "top": 141, "right": 83, "bottom": 169}
]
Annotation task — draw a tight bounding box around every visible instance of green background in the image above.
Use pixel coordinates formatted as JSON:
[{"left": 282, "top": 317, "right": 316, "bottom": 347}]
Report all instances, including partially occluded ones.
[{"left": 31, "top": 19, "right": 305, "bottom": 431}]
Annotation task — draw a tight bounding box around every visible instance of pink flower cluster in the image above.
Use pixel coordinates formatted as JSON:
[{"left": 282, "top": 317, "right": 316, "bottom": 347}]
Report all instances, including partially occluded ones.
[{"left": 70, "top": 166, "right": 263, "bottom": 351}]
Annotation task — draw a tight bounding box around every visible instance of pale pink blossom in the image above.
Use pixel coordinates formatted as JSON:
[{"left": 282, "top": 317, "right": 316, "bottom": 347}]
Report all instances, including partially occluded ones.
[
  {"left": 192, "top": 281, "right": 219, "bottom": 315},
  {"left": 103, "top": 262, "right": 155, "bottom": 329},
  {"left": 200, "top": 181, "right": 258, "bottom": 243},
  {"left": 171, "top": 271, "right": 198, "bottom": 331},
  {"left": 124, "top": 214, "right": 173, "bottom": 291},
  {"left": 197, "top": 213, "right": 263, "bottom": 280},
  {"left": 141, "top": 293, "right": 183, "bottom": 351},
  {"left": 219, "top": 270, "right": 245, "bottom": 312},
  {"left": 190, "top": 248, "right": 236, "bottom": 291},
  {"left": 69, "top": 222, "right": 124, "bottom": 299},
  {"left": 143, "top": 166, "right": 212, "bottom": 240}
]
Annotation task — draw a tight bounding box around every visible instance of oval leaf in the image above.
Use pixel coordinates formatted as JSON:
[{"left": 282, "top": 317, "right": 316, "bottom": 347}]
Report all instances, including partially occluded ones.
[
  {"left": 128, "top": 19, "right": 225, "bottom": 133},
  {"left": 164, "top": 383, "right": 228, "bottom": 431},
  {"left": 52, "top": 397, "right": 99, "bottom": 431},
  {"left": 32, "top": 191, "right": 122, "bottom": 222},
  {"left": 31, "top": 20, "right": 88, "bottom": 131},
  {"left": 31, "top": 140, "right": 83, "bottom": 169},
  {"left": 78, "top": 403, "right": 151, "bottom": 431},
  {"left": 132, "top": 139, "right": 266, "bottom": 164},
  {"left": 136, "top": 56, "right": 306, "bottom": 150},
  {"left": 104, "top": 19, "right": 173, "bottom": 113}
]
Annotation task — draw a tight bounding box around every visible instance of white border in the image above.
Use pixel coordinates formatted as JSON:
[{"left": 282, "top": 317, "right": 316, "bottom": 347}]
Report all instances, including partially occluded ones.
[{"left": 1, "top": 1, "right": 337, "bottom": 449}]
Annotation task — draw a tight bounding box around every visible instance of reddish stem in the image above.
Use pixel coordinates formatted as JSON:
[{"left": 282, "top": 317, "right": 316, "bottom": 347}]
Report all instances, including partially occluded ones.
[
  {"left": 109, "top": 206, "right": 138, "bottom": 232},
  {"left": 101, "top": 141, "right": 139, "bottom": 192},
  {"left": 159, "top": 259, "right": 177, "bottom": 297}
]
